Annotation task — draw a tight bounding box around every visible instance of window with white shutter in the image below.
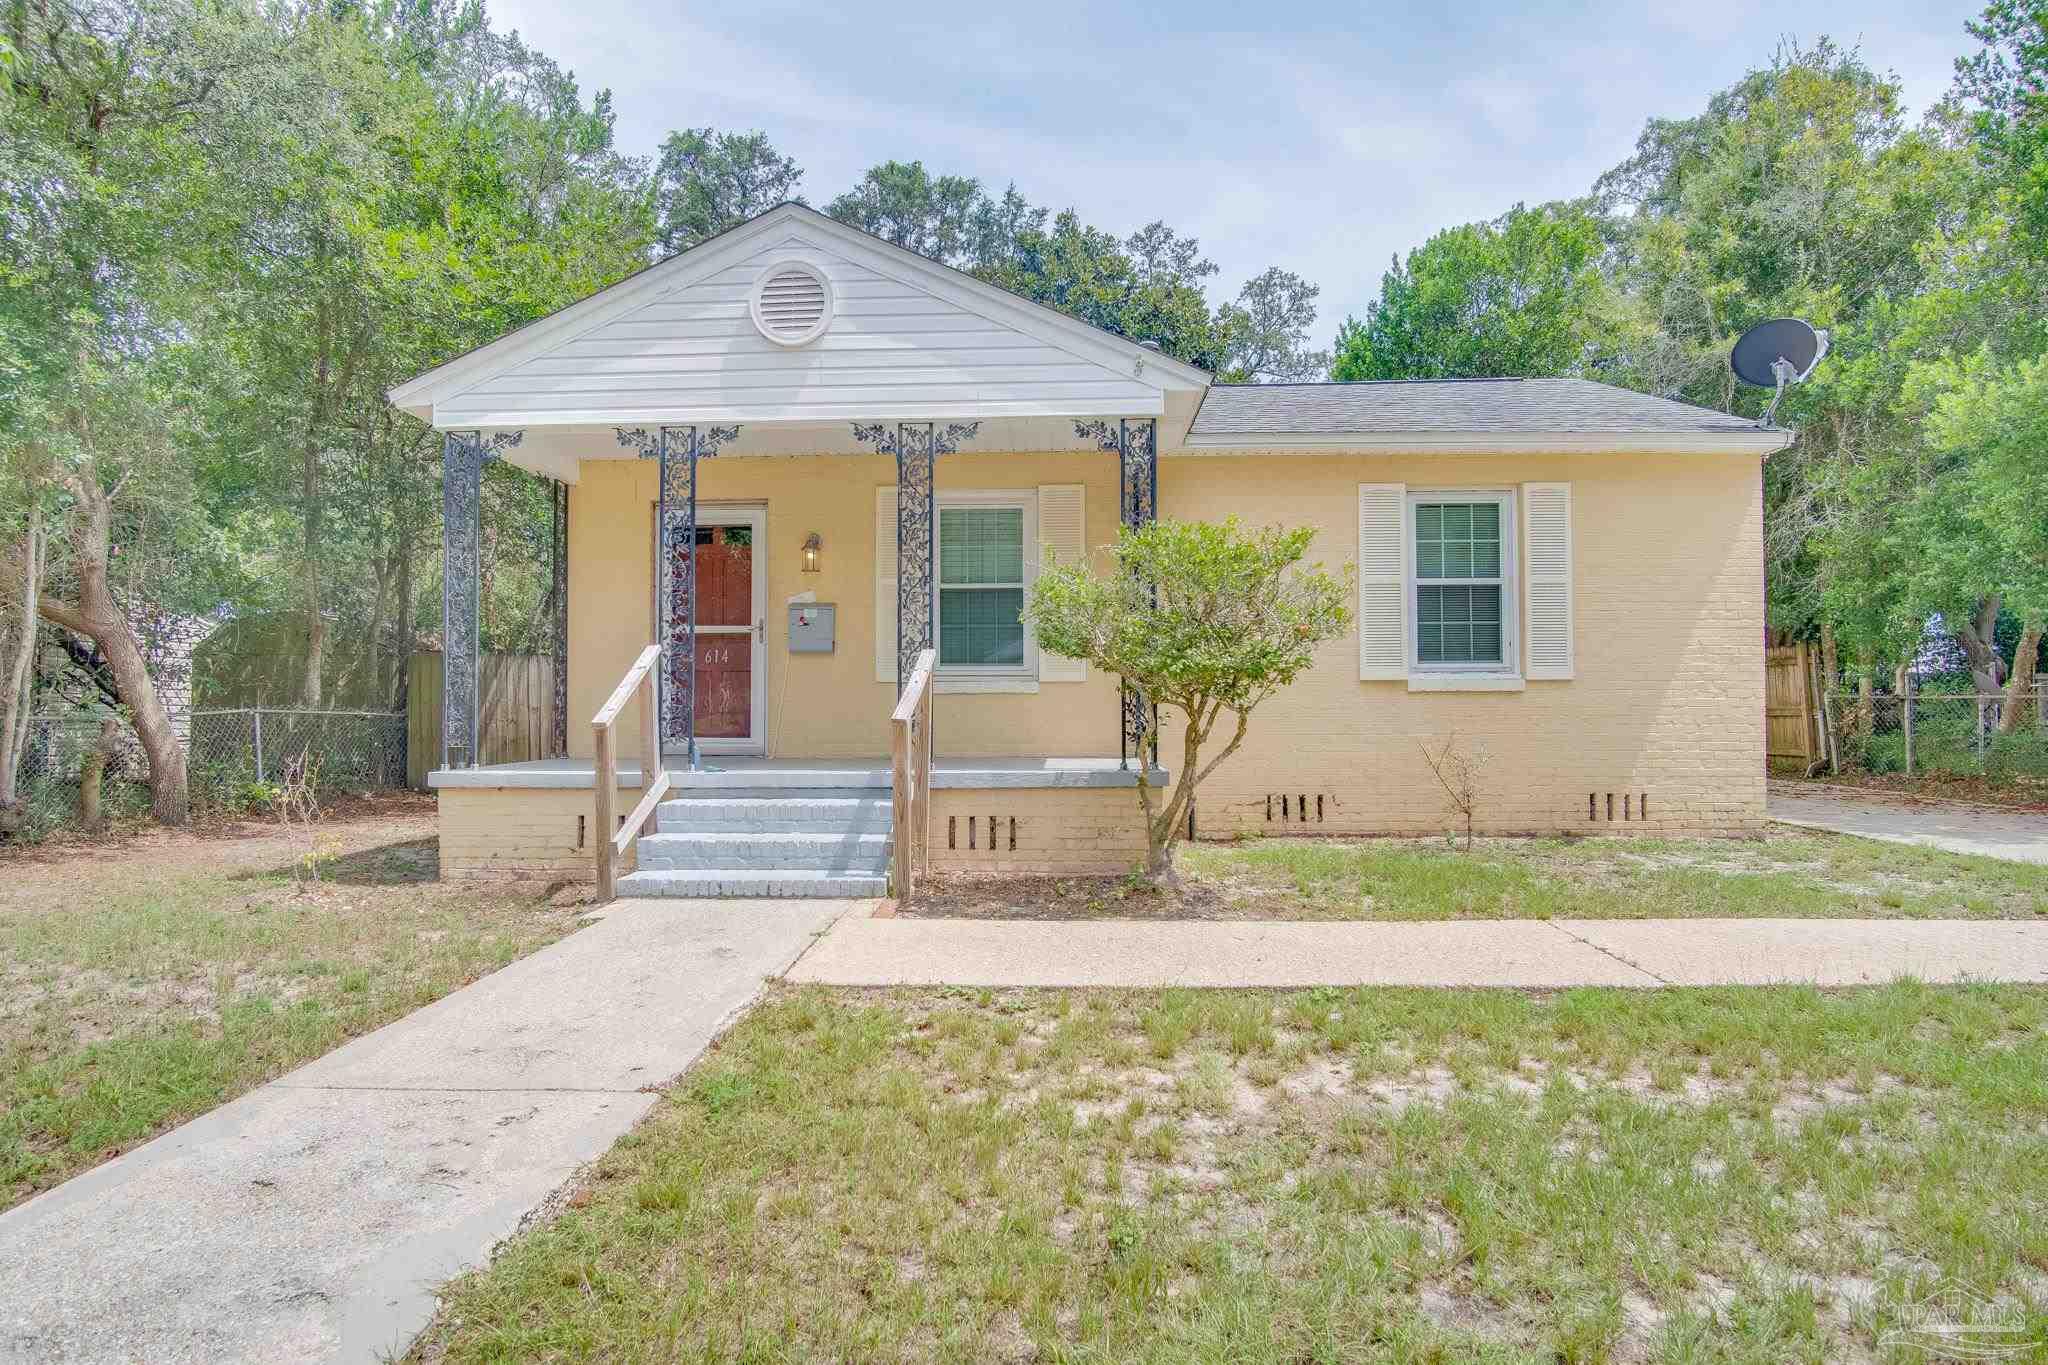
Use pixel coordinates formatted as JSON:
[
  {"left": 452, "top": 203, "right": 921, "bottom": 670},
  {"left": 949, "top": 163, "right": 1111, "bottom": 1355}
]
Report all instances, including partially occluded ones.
[
  {"left": 1521, "top": 482, "right": 1574, "bottom": 679},
  {"left": 1404, "top": 489, "right": 1518, "bottom": 681}
]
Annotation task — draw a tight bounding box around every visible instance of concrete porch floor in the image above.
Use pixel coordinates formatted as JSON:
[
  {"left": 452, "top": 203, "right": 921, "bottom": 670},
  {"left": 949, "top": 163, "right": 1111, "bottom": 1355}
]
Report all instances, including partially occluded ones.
[{"left": 428, "top": 755, "right": 1169, "bottom": 791}]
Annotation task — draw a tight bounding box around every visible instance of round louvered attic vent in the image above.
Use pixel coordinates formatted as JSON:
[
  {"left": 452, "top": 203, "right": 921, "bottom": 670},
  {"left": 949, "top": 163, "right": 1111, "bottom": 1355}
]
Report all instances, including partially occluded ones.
[{"left": 749, "top": 261, "right": 833, "bottom": 346}]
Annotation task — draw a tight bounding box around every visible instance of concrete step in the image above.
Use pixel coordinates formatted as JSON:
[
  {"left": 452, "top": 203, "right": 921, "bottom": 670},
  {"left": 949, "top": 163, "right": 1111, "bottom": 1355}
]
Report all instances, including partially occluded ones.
[
  {"left": 615, "top": 868, "right": 888, "bottom": 899},
  {"left": 653, "top": 795, "right": 892, "bottom": 834},
  {"left": 636, "top": 831, "right": 892, "bottom": 874}
]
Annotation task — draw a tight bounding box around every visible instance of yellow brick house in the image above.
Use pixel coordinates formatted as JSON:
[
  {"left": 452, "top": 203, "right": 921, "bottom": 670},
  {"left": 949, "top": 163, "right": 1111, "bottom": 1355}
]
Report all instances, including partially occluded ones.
[{"left": 388, "top": 204, "right": 1789, "bottom": 897}]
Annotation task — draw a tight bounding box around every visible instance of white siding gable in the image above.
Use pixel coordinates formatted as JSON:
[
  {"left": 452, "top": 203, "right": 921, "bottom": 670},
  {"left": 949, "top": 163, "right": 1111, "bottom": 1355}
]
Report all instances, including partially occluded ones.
[{"left": 433, "top": 229, "right": 1167, "bottom": 427}]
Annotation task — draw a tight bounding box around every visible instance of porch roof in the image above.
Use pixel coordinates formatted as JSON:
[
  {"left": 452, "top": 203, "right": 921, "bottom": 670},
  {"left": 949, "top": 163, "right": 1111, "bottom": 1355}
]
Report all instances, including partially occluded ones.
[{"left": 386, "top": 203, "right": 1210, "bottom": 438}]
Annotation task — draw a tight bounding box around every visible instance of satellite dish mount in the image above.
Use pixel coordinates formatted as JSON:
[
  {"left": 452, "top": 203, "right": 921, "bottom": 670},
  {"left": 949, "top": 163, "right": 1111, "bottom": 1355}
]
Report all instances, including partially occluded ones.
[{"left": 1729, "top": 318, "right": 1829, "bottom": 429}]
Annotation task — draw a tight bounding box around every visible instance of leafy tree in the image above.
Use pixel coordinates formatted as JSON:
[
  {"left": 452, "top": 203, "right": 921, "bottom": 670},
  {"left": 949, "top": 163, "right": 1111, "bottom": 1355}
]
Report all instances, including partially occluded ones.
[
  {"left": 1912, "top": 353, "right": 2048, "bottom": 721},
  {"left": 827, "top": 160, "right": 1327, "bottom": 376},
  {"left": 1216, "top": 267, "right": 1329, "bottom": 382},
  {"left": 826, "top": 160, "right": 1012, "bottom": 266},
  {"left": 653, "top": 127, "right": 802, "bottom": 254},
  {"left": 982, "top": 211, "right": 1231, "bottom": 370},
  {"left": 0, "top": 0, "right": 301, "bottom": 821},
  {"left": 1329, "top": 201, "right": 1629, "bottom": 381},
  {"left": 1026, "top": 520, "right": 1351, "bottom": 882}
]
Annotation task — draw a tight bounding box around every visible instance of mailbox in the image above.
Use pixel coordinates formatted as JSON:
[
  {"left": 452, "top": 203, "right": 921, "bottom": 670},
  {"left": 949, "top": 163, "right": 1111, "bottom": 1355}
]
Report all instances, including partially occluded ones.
[{"left": 788, "top": 602, "right": 836, "bottom": 653}]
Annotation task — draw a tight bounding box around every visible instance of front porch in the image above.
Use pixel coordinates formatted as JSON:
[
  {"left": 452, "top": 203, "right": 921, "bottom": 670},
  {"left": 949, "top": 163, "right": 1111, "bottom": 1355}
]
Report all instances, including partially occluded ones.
[
  {"left": 429, "top": 755, "right": 1163, "bottom": 790},
  {"left": 431, "top": 754, "right": 1167, "bottom": 890}
]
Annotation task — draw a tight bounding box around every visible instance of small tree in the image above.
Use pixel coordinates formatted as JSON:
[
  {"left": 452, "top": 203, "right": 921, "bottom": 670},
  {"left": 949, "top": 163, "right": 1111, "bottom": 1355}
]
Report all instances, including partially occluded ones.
[
  {"left": 1419, "top": 731, "right": 1490, "bottom": 851},
  {"left": 1027, "top": 519, "right": 1351, "bottom": 883}
]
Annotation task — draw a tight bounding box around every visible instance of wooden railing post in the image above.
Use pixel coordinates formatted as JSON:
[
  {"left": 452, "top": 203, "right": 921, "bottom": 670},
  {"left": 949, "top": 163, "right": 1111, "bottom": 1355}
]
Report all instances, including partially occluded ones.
[
  {"left": 891, "top": 712, "right": 912, "bottom": 904},
  {"left": 592, "top": 643, "right": 667, "bottom": 903},
  {"left": 594, "top": 720, "right": 617, "bottom": 901},
  {"left": 889, "top": 647, "right": 935, "bottom": 906},
  {"left": 639, "top": 657, "right": 660, "bottom": 846}
]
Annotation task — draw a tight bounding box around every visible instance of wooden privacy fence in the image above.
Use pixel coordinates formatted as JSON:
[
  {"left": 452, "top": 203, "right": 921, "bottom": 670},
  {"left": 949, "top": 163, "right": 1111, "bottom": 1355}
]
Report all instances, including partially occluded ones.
[
  {"left": 1765, "top": 642, "right": 1825, "bottom": 771},
  {"left": 406, "top": 651, "right": 557, "bottom": 788}
]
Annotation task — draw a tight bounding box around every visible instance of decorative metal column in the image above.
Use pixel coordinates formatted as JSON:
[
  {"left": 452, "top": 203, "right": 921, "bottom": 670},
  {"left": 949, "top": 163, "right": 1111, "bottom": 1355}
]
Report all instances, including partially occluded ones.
[
  {"left": 440, "top": 428, "right": 524, "bottom": 770},
  {"left": 616, "top": 423, "right": 739, "bottom": 770},
  {"left": 1076, "top": 417, "right": 1159, "bottom": 767},
  {"left": 852, "top": 421, "right": 980, "bottom": 691},
  {"left": 548, "top": 478, "right": 568, "bottom": 758}
]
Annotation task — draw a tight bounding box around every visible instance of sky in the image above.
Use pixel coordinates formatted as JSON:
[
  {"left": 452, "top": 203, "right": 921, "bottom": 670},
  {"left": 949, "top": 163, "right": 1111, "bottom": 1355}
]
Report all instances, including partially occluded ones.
[{"left": 488, "top": 0, "right": 1979, "bottom": 345}]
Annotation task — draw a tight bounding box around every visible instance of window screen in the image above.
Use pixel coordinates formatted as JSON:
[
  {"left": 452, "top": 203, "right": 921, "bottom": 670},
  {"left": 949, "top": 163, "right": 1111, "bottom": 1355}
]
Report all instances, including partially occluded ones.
[
  {"left": 1415, "top": 501, "right": 1504, "bottom": 665},
  {"left": 938, "top": 506, "right": 1025, "bottom": 667}
]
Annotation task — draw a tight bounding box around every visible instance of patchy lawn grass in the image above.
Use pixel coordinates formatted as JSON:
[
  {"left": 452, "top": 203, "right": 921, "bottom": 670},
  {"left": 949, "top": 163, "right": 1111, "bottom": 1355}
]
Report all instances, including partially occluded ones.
[
  {"left": 0, "top": 796, "right": 583, "bottom": 1209},
  {"left": 909, "top": 828, "right": 2048, "bottom": 922},
  {"left": 418, "top": 982, "right": 2048, "bottom": 1363},
  {"left": 1182, "top": 829, "right": 2048, "bottom": 921}
]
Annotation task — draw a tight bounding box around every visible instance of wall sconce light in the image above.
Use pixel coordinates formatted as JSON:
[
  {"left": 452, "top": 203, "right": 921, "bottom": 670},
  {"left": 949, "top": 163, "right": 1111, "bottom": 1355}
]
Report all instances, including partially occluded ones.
[{"left": 801, "top": 532, "right": 823, "bottom": 573}]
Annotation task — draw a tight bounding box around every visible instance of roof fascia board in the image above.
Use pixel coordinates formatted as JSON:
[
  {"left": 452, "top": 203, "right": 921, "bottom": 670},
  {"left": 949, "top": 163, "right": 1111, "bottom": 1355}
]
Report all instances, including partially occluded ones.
[{"left": 1174, "top": 430, "right": 1794, "bottom": 455}]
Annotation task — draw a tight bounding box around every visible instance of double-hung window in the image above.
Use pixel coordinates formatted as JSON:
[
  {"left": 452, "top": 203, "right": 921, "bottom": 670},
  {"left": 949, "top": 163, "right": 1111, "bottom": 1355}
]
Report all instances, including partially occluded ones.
[
  {"left": 936, "top": 497, "right": 1032, "bottom": 675},
  {"left": 1408, "top": 491, "right": 1516, "bottom": 674}
]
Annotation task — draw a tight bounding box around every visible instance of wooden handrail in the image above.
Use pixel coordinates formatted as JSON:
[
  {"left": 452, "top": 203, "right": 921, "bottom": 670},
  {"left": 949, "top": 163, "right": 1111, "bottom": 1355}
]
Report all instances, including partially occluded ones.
[
  {"left": 593, "top": 644, "right": 666, "bottom": 901},
  {"left": 890, "top": 648, "right": 936, "bottom": 905}
]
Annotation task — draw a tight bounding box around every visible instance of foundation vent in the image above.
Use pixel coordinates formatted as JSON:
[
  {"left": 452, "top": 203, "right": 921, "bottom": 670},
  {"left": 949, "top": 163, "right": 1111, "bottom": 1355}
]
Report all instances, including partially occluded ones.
[
  {"left": 1587, "top": 791, "right": 1650, "bottom": 822},
  {"left": 949, "top": 814, "right": 1020, "bottom": 852},
  {"left": 1265, "top": 793, "right": 1331, "bottom": 824}
]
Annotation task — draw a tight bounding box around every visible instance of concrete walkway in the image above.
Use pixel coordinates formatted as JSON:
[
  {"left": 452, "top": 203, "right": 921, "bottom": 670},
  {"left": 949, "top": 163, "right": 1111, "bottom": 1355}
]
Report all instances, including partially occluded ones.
[
  {"left": 0, "top": 898, "right": 851, "bottom": 1365},
  {"left": 1769, "top": 782, "right": 2048, "bottom": 865},
  {"left": 787, "top": 912, "right": 2048, "bottom": 988}
]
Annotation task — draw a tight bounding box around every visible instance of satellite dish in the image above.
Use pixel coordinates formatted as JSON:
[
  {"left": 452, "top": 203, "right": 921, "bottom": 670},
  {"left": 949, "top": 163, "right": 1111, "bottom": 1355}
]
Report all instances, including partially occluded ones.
[{"left": 1730, "top": 318, "right": 1829, "bottom": 429}]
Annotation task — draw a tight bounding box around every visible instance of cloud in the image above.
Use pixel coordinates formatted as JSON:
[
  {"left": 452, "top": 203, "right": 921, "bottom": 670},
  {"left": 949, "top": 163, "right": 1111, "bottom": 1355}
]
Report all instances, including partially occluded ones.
[{"left": 488, "top": 0, "right": 1978, "bottom": 344}]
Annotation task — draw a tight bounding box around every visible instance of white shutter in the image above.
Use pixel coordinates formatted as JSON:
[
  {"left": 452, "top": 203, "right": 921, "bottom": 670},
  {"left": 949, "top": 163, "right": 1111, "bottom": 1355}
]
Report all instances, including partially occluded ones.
[
  {"left": 1036, "top": 484, "right": 1086, "bottom": 682},
  {"left": 874, "top": 485, "right": 898, "bottom": 684},
  {"left": 1358, "top": 483, "right": 1407, "bottom": 679},
  {"left": 1522, "top": 481, "right": 1574, "bottom": 680}
]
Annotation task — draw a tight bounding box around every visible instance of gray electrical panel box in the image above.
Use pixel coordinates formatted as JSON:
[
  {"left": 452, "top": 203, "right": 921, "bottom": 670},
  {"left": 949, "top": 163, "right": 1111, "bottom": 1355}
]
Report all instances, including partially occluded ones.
[{"left": 788, "top": 602, "right": 836, "bottom": 653}]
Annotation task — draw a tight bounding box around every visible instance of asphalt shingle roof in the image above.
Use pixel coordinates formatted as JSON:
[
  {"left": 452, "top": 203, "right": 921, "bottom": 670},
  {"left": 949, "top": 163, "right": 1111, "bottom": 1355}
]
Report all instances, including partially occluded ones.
[{"left": 1187, "top": 378, "right": 1760, "bottom": 438}]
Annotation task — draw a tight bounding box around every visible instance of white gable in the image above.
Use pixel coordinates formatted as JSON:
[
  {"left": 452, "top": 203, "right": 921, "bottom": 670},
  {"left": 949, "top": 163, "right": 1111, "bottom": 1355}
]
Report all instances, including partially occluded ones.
[{"left": 398, "top": 207, "right": 1204, "bottom": 430}]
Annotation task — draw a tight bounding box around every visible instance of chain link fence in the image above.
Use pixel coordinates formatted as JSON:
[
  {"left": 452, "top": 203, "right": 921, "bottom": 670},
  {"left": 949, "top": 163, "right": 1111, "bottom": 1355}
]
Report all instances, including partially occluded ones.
[
  {"left": 11, "top": 709, "right": 406, "bottom": 840},
  {"left": 1826, "top": 685, "right": 2048, "bottom": 779}
]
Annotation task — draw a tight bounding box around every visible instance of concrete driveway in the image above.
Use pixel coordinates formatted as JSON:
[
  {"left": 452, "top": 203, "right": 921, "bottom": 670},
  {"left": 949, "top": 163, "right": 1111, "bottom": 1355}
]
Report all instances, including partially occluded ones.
[
  {"left": 1769, "top": 782, "right": 2048, "bottom": 865},
  {"left": 0, "top": 898, "right": 852, "bottom": 1365}
]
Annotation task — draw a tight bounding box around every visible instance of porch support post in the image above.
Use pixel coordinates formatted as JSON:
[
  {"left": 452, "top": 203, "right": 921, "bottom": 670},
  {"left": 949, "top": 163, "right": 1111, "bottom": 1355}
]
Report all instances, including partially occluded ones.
[
  {"left": 895, "top": 423, "right": 937, "bottom": 692},
  {"left": 850, "top": 421, "right": 979, "bottom": 694},
  {"left": 1075, "top": 416, "right": 1159, "bottom": 767},
  {"left": 549, "top": 478, "right": 568, "bottom": 758},
  {"left": 618, "top": 423, "right": 739, "bottom": 773},
  {"left": 439, "top": 428, "right": 522, "bottom": 770},
  {"left": 1121, "top": 418, "right": 1159, "bottom": 768}
]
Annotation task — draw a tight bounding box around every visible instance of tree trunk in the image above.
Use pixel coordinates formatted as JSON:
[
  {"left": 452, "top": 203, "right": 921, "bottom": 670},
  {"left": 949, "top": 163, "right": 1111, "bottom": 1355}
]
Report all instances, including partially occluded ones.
[
  {"left": 76, "top": 716, "right": 118, "bottom": 832},
  {"left": 1855, "top": 649, "right": 1874, "bottom": 739},
  {"left": 37, "top": 465, "right": 189, "bottom": 825},
  {"left": 1999, "top": 619, "right": 2042, "bottom": 735},
  {"left": 0, "top": 496, "right": 45, "bottom": 815},
  {"left": 389, "top": 524, "right": 414, "bottom": 711},
  {"left": 1952, "top": 596, "right": 2005, "bottom": 698}
]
